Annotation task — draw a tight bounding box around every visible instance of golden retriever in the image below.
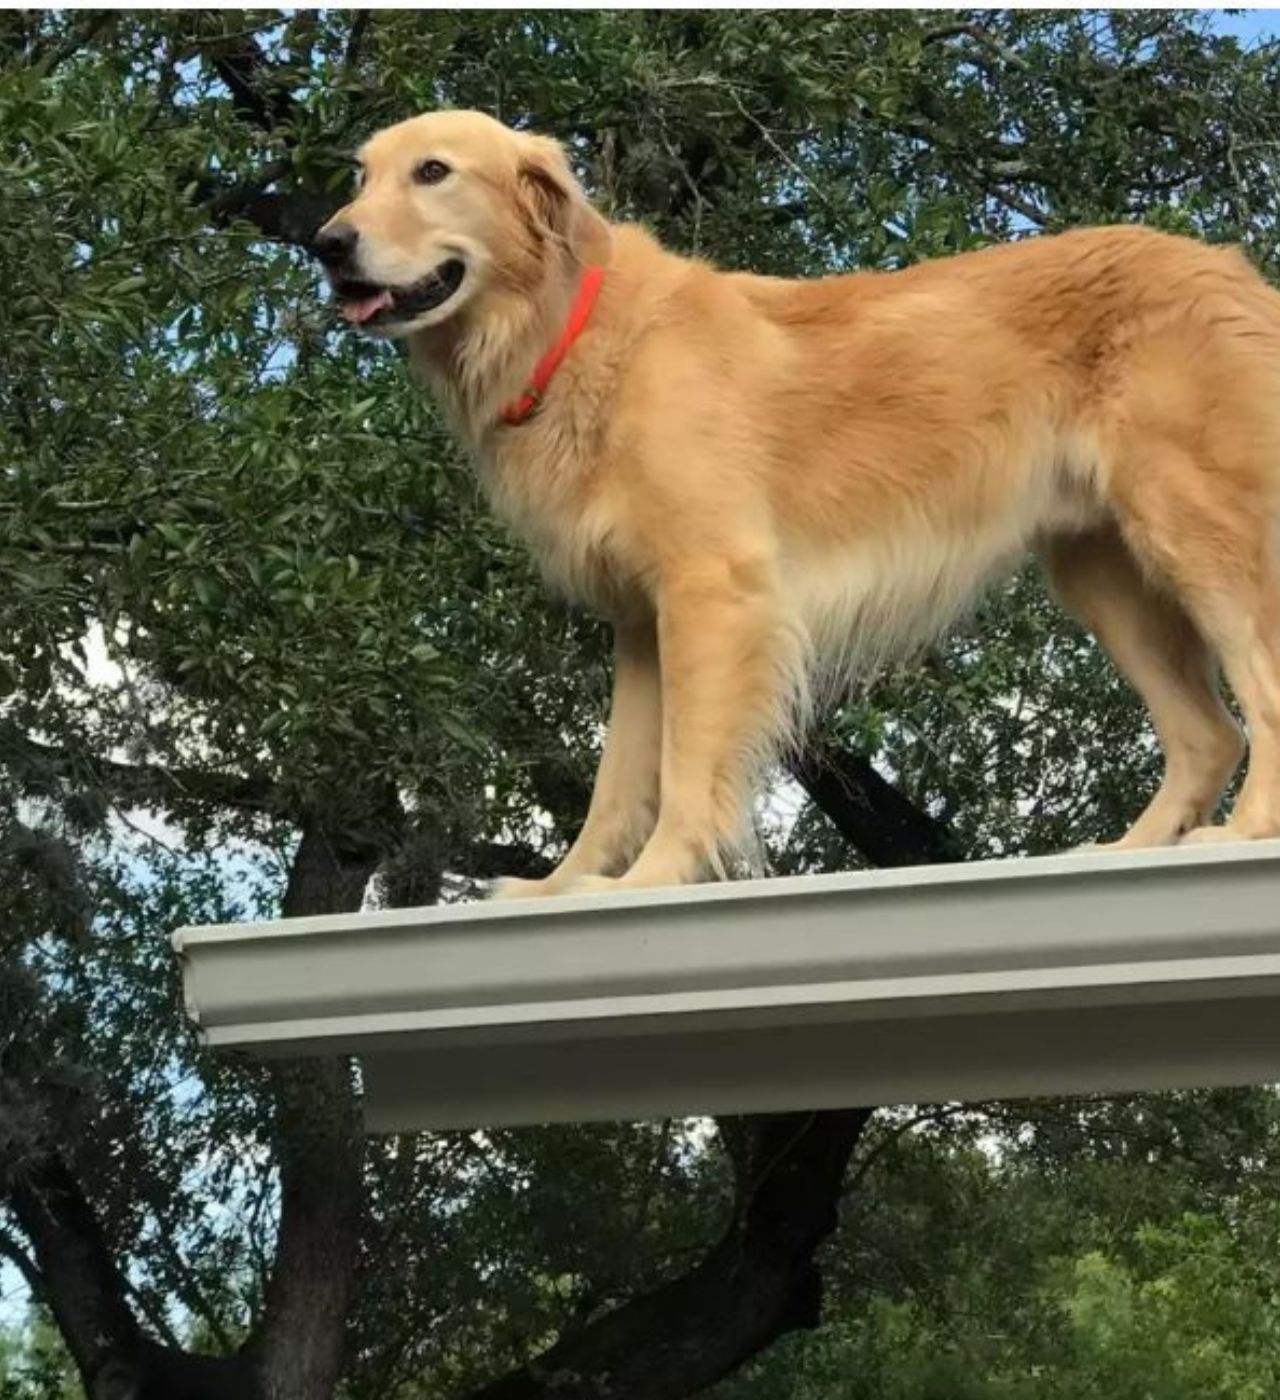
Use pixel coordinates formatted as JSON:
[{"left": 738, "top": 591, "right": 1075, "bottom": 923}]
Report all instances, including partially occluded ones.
[{"left": 316, "top": 109, "right": 1280, "bottom": 896}]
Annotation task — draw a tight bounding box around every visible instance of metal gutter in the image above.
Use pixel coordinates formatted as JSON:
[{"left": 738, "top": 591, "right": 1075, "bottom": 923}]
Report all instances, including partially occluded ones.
[{"left": 173, "top": 840, "right": 1280, "bottom": 1130}]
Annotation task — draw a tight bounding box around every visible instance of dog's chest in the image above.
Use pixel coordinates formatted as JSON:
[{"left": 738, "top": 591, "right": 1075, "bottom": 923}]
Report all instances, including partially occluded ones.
[{"left": 478, "top": 427, "right": 637, "bottom": 614}]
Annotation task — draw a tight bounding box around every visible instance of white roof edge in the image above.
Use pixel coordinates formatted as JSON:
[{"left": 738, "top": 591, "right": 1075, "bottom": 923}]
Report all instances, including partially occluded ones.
[
  {"left": 174, "top": 840, "right": 1280, "bottom": 1129},
  {"left": 172, "top": 838, "right": 1280, "bottom": 947}
]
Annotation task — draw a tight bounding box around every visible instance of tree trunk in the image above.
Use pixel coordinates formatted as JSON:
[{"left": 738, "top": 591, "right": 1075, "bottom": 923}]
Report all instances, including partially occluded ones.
[
  {"left": 246, "top": 819, "right": 386, "bottom": 1400},
  {"left": 4, "top": 813, "right": 389, "bottom": 1400}
]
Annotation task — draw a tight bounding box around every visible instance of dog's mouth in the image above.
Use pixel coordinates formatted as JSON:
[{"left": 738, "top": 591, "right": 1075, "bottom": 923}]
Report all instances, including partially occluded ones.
[{"left": 332, "top": 259, "right": 467, "bottom": 328}]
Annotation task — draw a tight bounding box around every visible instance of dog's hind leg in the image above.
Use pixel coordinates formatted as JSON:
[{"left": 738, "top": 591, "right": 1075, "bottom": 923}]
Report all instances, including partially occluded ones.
[
  {"left": 492, "top": 616, "right": 662, "bottom": 898},
  {"left": 1107, "top": 436, "right": 1280, "bottom": 844},
  {"left": 1041, "top": 525, "right": 1244, "bottom": 849},
  {"left": 572, "top": 550, "right": 804, "bottom": 892}
]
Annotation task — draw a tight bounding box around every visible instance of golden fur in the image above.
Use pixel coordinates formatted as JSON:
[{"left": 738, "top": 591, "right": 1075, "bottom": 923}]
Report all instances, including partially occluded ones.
[{"left": 321, "top": 110, "right": 1280, "bottom": 894}]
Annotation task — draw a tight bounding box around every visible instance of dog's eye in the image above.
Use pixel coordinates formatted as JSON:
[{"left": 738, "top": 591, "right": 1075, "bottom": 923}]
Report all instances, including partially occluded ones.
[{"left": 414, "top": 159, "right": 451, "bottom": 187}]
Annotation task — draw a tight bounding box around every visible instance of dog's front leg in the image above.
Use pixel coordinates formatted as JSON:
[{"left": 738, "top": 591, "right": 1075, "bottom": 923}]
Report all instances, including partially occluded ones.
[
  {"left": 573, "top": 551, "right": 800, "bottom": 893},
  {"left": 492, "top": 615, "right": 662, "bottom": 898}
]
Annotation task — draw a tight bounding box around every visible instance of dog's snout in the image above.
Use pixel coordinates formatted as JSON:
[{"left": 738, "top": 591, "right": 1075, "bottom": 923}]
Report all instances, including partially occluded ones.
[{"left": 315, "top": 220, "right": 359, "bottom": 268}]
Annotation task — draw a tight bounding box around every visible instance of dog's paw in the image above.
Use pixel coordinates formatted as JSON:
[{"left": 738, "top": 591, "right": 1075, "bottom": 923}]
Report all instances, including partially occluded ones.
[
  {"left": 565, "top": 872, "right": 692, "bottom": 895},
  {"left": 1072, "top": 833, "right": 1179, "bottom": 855},
  {"left": 489, "top": 876, "right": 560, "bottom": 901},
  {"left": 1180, "top": 824, "right": 1267, "bottom": 847},
  {"left": 564, "top": 874, "right": 623, "bottom": 896}
]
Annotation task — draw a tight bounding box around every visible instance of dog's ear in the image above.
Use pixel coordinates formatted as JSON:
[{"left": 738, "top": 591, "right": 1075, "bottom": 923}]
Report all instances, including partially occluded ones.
[{"left": 516, "top": 134, "right": 577, "bottom": 244}]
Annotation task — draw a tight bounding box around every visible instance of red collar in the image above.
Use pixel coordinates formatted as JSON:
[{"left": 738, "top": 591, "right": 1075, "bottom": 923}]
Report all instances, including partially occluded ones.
[{"left": 501, "top": 265, "right": 606, "bottom": 426}]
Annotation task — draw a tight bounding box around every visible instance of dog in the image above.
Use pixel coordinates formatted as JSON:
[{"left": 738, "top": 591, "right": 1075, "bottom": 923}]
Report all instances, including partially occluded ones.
[{"left": 315, "top": 109, "right": 1280, "bottom": 896}]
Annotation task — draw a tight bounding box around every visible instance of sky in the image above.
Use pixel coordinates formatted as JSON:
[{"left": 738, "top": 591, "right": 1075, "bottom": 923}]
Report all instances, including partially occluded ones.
[{"left": 1208, "top": 7, "right": 1280, "bottom": 44}]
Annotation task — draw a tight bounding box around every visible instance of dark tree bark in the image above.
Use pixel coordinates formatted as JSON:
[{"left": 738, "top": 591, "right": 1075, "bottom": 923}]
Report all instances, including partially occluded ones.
[
  {"left": 788, "top": 745, "right": 964, "bottom": 868},
  {"left": 205, "top": 178, "right": 344, "bottom": 252},
  {"left": 2, "top": 721, "right": 276, "bottom": 820},
  {"left": 8, "top": 1156, "right": 254, "bottom": 1399},
  {"left": 246, "top": 818, "right": 389, "bottom": 1400},
  {"left": 7, "top": 1155, "right": 146, "bottom": 1383},
  {"left": 470, "top": 1110, "right": 871, "bottom": 1400},
  {"left": 4, "top": 814, "right": 389, "bottom": 1400},
  {"left": 450, "top": 840, "right": 554, "bottom": 882},
  {"left": 203, "top": 29, "right": 295, "bottom": 131}
]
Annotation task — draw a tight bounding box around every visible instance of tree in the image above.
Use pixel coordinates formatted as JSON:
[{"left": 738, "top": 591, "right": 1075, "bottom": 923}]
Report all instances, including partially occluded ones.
[
  {"left": 3, "top": 9, "right": 1280, "bottom": 1400},
  {"left": 714, "top": 1090, "right": 1280, "bottom": 1399}
]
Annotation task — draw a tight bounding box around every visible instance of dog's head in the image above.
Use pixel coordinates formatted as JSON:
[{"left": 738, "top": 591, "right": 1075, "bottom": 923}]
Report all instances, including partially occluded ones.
[{"left": 314, "top": 110, "right": 584, "bottom": 339}]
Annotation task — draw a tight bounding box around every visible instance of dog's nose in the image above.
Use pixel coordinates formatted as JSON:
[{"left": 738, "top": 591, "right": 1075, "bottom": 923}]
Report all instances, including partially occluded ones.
[{"left": 314, "top": 221, "right": 358, "bottom": 268}]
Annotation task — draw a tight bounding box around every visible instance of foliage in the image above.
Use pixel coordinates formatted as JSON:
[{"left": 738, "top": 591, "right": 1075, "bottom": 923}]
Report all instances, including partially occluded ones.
[
  {"left": 717, "top": 1093, "right": 1280, "bottom": 1399},
  {"left": 0, "top": 1313, "right": 79, "bottom": 1400},
  {"left": 3, "top": 8, "right": 1280, "bottom": 1400}
]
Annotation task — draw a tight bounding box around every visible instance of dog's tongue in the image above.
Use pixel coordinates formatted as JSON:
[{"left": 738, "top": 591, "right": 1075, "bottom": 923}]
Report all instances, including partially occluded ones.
[{"left": 341, "top": 289, "right": 393, "bottom": 324}]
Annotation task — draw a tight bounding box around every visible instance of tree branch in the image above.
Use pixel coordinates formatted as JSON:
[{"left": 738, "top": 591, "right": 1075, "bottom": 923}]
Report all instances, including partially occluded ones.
[
  {"left": 986, "top": 183, "right": 1049, "bottom": 229},
  {"left": 450, "top": 840, "right": 554, "bottom": 882},
  {"left": 183, "top": 20, "right": 347, "bottom": 253},
  {"left": 0, "top": 1224, "right": 43, "bottom": 1298},
  {"left": 200, "top": 27, "right": 294, "bottom": 131},
  {"left": 843, "top": 1104, "right": 971, "bottom": 1196},
  {"left": 4, "top": 805, "right": 396, "bottom": 1399},
  {"left": 468, "top": 1110, "right": 870, "bottom": 1400},
  {"left": 198, "top": 153, "right": 346, "bottom": 253},
  {"left": 1, "top": 722, "right": 278, "bottom": 820},
  {"left": 32, "top": 10, "right": 115, "bottom": 78},
  {"left": 7, "top": 1154, "right": 253, "bottom": 1399},
  {"left": 921, "top": 21, "right": 1032, "bottom": 75},
  {"left": 213, "top": 185, "right": 343, "bottom": 250},
  {"left": 788, "top": 744, "right": 964, "bottom": 868},
  {"left": 343, "top": 11, "right": 371, "bottom": 74}
]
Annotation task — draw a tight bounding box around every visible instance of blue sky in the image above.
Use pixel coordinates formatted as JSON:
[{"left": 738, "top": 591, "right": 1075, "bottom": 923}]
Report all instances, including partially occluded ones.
[{"left": 1209, "top": 8, "right": 1280, "bottom": 43}]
